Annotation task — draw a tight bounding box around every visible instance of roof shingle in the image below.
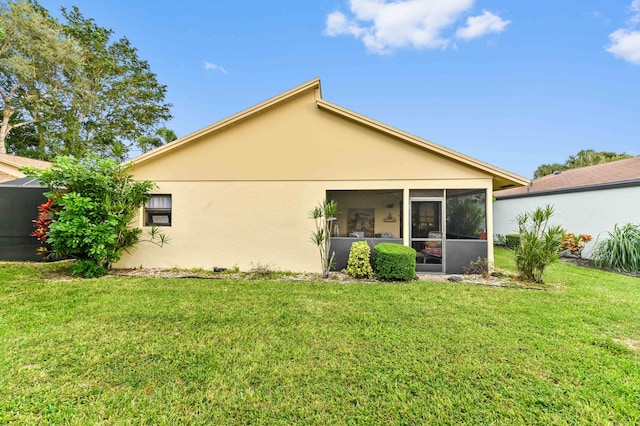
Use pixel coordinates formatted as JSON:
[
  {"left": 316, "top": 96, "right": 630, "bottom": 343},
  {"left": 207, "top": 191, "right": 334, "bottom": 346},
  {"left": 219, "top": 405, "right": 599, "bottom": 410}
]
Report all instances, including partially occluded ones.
[{"left": 495, "top": 156, "right": 640, "bottom": 198}]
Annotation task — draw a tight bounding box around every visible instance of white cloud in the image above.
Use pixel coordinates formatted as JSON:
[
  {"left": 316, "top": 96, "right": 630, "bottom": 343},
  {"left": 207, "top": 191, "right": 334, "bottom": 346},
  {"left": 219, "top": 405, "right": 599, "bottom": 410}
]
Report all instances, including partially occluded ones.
[
  {"left": 324, "top": 0, "right": 509, "bottom": 54},
  {"left": 631, "top": 0, "right": 640, "bottom": 23},
  {"left": 606, "top": 29, "right": 640, "bottom": 64},
  {"left": 455, "top": 10, "right": 510, "bottom": 40},
  {"left": 606, "top": 1, "right": 640, "bottom": 64},
  {"left": 204, "top": 61, "right": 227, "bottom": 74}
]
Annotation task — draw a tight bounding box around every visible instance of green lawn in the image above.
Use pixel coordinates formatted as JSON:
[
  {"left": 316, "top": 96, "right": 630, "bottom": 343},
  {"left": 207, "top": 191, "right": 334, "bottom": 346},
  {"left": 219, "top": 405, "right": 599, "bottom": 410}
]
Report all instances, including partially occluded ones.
[{"left": 1, "top": 249, "right": 639, "bottom": 424}]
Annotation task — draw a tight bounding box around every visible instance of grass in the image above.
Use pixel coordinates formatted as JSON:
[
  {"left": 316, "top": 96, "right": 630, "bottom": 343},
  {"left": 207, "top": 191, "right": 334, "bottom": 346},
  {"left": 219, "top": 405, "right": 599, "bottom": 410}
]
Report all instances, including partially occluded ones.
[{"left": 1, "top": 250, "right": 639, "bottom": 424}]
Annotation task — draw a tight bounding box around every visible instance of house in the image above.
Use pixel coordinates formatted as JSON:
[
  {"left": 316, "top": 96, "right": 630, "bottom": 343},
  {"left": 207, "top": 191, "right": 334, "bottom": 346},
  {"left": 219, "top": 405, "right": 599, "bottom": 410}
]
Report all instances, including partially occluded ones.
[
  {"left": 118, "top": 78, "right": 527, "bottom": 274},
  {"left": 0, "top": 153, "right": 51, "bottom": 183},
  {"left": 494, "top": 156, "right": 640, "bottom": 258}
]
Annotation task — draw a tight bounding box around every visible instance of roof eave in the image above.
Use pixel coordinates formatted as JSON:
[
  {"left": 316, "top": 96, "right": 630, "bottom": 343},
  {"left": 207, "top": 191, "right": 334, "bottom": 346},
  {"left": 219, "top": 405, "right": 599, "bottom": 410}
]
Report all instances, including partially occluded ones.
[{"left": 496, "top": 178, "right": 640, "bottom": 200}]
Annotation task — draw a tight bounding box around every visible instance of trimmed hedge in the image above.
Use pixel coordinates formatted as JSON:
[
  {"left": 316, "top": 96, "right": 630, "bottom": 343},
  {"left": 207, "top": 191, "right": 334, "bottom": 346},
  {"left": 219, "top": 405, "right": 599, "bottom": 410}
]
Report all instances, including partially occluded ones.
[
  {"left": 505, "top": 234, "right": 521, "bottom": 249},
  {"left": 373, "top": 243, "right": 416, "bottom": 281}
]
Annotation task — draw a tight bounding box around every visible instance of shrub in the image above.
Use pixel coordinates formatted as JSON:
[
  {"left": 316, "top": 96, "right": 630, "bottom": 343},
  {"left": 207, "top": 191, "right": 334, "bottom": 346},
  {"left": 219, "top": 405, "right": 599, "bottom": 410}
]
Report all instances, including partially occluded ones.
[
  {"left": 245, "top": 263, "right": 277, "bottom": 280},
  {"left": 514, "top": 205, "right": 565, "bottom": 283},
  {"left": 494, "top": 234, "right": 507, "bottom": 247},
  {"left": 373, "top": 243, "right": 416, "bottom": 281},
  {"left": 464, "top": 257, "right": 490, "bottom": 278},
  {"left": 345, "top": 241, "right": 373, "bottom": 279},
  {"left": 22, "top": 155, "right": 167, "bottom": 277},
  {"left": 592, "top": 223, "right": 640, "bottom": 273},
  {"left": 559, "top": 233, "right": 593, "bottom": 258},
  {"left": 505, "top": 234, "right": 521, "bottom": 249}
]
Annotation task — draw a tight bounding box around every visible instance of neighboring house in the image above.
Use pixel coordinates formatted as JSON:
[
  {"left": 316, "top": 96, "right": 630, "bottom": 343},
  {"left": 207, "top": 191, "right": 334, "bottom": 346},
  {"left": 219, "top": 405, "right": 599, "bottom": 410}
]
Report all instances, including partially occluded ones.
[
  {"left": 118, "top": 78, "right": 527, "bottom": 274},
  {"left": 0, "top": 153, "right": 51, "bottom": 183},
  {"left": 0, "top": 177, "right": 48, "bottom": 261},
  {"left": 0, "top": 155, "right": 51, "bottom": 261},
  {"left": 494, "top": 156, "right": 640, "bottom": 258}
]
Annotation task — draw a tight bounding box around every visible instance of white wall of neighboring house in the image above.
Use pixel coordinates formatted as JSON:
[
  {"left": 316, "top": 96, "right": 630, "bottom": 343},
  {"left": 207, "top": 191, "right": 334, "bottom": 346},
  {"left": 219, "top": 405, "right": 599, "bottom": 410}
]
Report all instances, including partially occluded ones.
[{"left": 494, "top": 185, "right": 640, "bottom": 258}]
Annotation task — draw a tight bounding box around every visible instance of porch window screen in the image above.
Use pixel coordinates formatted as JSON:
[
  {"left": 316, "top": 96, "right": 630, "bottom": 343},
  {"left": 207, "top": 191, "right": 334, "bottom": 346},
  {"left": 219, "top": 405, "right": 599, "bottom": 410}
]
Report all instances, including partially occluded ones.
[
  {"left": 445, "top": 189, "right": 486, "bottom": 239},
  {"left": 145, "top": 194, "right": 172, "bottom": 226}
]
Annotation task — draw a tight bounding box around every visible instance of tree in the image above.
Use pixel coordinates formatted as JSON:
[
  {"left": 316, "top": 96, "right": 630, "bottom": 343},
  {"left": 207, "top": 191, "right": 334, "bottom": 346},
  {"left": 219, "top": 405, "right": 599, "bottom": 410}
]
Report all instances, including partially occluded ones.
[
  {"left": 0, "top": 0, "right": 82, "bottom": 154},
  {"left": 532, "top": 162, "right": 564, "bottom": 179},
  {"left": 1, "top": 1, "right": 172, "bottom": 160},
  {"left": 52, "top": 6, "right": 172, "bottom": 160},
  {"left": 533, "top": 149, "right": 631, "bottom": 179},
  {"left": 23, "top": 155, "right": 167, "bottom": 277},
  {"left": 136, "top": 127, "right": 178, "bottom": 153}
]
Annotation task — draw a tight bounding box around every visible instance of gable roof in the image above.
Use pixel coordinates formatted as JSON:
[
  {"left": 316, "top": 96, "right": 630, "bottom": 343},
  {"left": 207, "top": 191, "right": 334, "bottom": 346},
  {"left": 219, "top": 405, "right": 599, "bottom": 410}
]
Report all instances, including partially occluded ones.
[
  {"left": 127, "top": 78, "right": 528, "bottom": 190},
  {"left": 0, "top": 153, "right": 51, "bottom": 169},
  {"left": 0, "top": 154, "right": 51, "bottom": 183},
  {"left": 495, "top": 156, "right": 640, "bottom": 199}
]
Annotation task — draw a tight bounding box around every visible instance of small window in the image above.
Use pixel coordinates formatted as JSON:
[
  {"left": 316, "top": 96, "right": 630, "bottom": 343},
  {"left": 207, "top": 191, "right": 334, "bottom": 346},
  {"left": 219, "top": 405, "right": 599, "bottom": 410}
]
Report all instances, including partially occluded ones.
[{"left": 145, "top": 194, "right": 172, "bottom": 226}]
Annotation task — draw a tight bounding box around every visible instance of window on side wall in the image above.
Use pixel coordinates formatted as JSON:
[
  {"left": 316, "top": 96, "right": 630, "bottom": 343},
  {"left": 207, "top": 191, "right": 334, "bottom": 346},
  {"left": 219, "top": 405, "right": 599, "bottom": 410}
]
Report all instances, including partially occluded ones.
[{"left": 145, "top": 194, "right": 172, "bottom": 226}]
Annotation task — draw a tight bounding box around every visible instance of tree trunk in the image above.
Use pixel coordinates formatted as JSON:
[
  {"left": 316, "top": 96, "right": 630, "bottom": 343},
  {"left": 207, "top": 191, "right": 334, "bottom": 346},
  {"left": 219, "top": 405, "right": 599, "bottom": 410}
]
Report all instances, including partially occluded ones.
[{"left": 0, "top": 109, "right": 12, "bottom": 154}]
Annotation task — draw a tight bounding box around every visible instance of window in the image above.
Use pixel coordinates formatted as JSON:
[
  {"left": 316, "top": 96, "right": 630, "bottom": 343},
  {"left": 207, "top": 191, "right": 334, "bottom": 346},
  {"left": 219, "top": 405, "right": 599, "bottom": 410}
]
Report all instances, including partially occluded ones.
[
  {"left": 446, "top": 189, "right": 486, "bottom": 239},
  {"left": 145, "top": 194, "right": 172, "bottom": 226}
]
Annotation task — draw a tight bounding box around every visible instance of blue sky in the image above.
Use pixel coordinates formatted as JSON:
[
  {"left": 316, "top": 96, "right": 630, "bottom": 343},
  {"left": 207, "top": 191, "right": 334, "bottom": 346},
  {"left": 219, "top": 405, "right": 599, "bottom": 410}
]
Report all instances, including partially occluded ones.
[{"left": 39, "top": 0, "right": 640, "bottom": 178}]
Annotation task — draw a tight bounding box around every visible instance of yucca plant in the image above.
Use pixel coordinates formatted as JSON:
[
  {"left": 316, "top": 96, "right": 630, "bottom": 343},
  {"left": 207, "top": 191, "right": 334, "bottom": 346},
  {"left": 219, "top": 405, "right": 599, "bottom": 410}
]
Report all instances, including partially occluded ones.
[
  {"left": 592, "top": 223, "right": 640, "bottom": 273},
  {"left": 514, "top": 205, "right": 565, "bottom": 283},
  {"left": 310, "top": 200, "right": 338, "bottom": 278}
]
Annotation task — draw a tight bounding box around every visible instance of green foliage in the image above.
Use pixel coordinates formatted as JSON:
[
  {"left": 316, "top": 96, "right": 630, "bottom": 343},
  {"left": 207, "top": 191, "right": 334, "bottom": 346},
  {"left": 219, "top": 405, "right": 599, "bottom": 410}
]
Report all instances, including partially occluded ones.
[
  {"left": 345, "top": 241, "right": 373, "bottom": 279},
  {"left": 464, "top": 257, "right": 490, "bottom": 278},
  {"left": 22, "top": 155, "right": 164, "bottom": 277},
  {"left": 136, "top": 127, "right": 178, "bottom": 153},
  {"left": 0, "top": 0, "right": 82, "bottom": 154},
  {"left": 2, "top": 1, "right": 172, "bottom": 160},
  {"left": 309, "top": 200, "right": 338, "bottom": 278},
  {"left": 514, "top": 205, "right": 565, "bottom": 283},
  {"left": 2, "top": 258, "right": 640, "bottom": 423},
  {"left": 533, "top": 149, "right": 631, "bottom": 178},
  {"left": 71, "top": 260, "right": 107, "bottom": 278},
  {"left": 373, "top": 243, "right": 416, "bottom": 281},
  {"left": 505, "top": 234, "right": 521, "bottom": 249},
  {"left": 446, "top": 195, "right": 484, "bottom": 238},
  {"left": 592, "top": 223, "right": 640, "bottom": 273}
]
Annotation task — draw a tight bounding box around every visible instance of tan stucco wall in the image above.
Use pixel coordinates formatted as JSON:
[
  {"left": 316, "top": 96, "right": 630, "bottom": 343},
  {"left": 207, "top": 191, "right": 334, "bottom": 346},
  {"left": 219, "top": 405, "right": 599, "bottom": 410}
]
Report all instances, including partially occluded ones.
[
  {"left": 132, "top": 90, "right": 488, "bottom": 183},
  {"left": 117, "top": 178, "right": 494, "bottom": 272},
  {"left": 119, "top": 87, "right": 497, "bottom": 272}
]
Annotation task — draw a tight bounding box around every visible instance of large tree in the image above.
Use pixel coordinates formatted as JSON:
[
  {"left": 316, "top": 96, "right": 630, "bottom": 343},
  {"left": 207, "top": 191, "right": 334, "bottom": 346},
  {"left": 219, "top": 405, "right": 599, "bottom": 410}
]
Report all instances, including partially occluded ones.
[
  {"left": 1, "top": 1, "right": 172, "bottom": 160},
  {"left": 533, "top": 149, "right": 631, "bottom": 179},
  {"left": 0, "top": 0, "right": 81, "bottom": 155}
]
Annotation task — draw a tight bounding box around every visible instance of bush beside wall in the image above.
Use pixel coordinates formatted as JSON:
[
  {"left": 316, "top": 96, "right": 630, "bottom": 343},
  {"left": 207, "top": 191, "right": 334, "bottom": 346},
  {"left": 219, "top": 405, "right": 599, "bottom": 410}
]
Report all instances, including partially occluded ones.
[
  {"left": 345, "top": 241, "right": 373, "bottom": 279},
  {"left": 373, "top": 243, "right": 416, "bottom": 281},
  {"left": 505, "top": 234, "right": 521, "bottom": 249}
]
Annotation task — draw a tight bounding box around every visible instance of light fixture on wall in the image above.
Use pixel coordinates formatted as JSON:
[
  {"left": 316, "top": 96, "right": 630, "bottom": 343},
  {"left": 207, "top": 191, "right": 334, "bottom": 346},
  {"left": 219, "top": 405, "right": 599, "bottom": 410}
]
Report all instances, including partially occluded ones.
[{"left": 383, "top": 212, "right": 396, "bottom": 222}]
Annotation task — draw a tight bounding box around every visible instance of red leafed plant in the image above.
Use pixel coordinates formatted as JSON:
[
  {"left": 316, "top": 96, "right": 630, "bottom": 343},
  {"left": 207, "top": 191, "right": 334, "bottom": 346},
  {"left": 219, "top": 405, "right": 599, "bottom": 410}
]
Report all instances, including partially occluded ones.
[
  {"left": 560, "top": 233, "right": 593, "bottom": 258},
  {"left": 31, "top": 198, "right": 56, "bottom": 254}
]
